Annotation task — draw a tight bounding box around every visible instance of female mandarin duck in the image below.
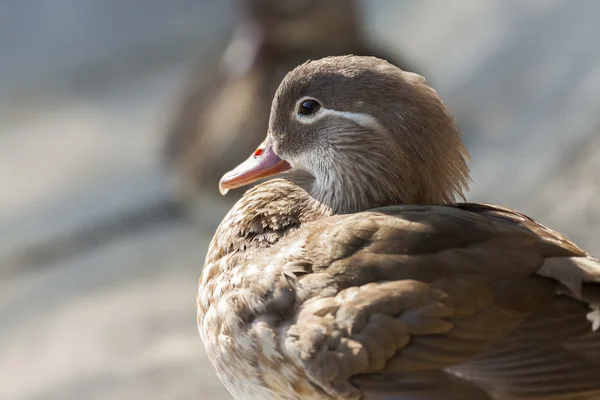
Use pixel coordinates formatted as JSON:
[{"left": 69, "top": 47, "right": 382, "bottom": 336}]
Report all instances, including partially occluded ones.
[{"left": 198, "top": 56, "right": 600, "bottom": 400}]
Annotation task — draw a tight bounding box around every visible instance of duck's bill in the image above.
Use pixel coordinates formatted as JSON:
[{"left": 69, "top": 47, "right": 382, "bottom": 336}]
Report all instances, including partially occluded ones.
[{"left": 219, "top": 138, "right": 291, "bottom": 195}]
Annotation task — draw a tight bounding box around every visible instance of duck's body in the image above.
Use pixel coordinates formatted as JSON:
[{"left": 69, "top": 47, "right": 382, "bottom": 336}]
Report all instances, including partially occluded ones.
[
  {"left": 198, "top": 56, "right": 600, "bottom": 399},
  {"left": 199, "top": 180, "right": 600, "bottom": 399},
  {"left": 164, "top": 0, "right": 416, "bottom": 199}
]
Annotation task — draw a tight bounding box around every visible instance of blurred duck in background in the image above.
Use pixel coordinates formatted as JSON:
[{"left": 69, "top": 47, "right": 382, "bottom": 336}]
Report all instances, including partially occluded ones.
[{"left": 163, "top": 0, "right": 418, "bottom": 206}]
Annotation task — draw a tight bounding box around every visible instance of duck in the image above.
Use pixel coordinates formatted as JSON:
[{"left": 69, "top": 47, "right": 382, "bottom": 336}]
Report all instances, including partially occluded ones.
[
  {"left": 164, "top": 0, "right": 417, "bottom": 202},
  {"left": 197, "top": 55, "right": 600, "bottom": 400}
]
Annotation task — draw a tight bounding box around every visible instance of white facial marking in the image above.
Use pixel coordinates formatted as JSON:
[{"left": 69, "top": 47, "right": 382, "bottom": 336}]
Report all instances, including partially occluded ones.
[{"left": 292, "top": 96, "right": 385, "bottom": 134}]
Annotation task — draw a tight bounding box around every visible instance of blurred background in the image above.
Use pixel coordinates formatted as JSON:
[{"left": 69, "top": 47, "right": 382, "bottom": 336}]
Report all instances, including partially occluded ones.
[{"left": 2, "top": 1, "right": 600, "bottom": 399}]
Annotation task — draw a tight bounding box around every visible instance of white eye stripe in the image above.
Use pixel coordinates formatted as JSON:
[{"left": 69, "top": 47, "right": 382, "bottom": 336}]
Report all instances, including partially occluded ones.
[{"left": 293, "top": 100, "right": 385, "bottom": 134}]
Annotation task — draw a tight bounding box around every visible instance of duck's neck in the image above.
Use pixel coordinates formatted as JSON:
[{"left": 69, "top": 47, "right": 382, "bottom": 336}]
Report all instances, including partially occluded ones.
[
  {"left": 206, "top": 178, "right": 332, "bottom": 264},
  {"left": 297, "top": 150, "right": 469, "bottom": 214},
  {"left": 308, "top": 168, "right": 400, "bottom": 214}
]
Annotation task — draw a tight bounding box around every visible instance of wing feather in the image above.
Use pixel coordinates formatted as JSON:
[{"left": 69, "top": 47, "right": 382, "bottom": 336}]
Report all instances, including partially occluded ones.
[{"left": 278, "top": 204, "right": 600, "bottom": 399}]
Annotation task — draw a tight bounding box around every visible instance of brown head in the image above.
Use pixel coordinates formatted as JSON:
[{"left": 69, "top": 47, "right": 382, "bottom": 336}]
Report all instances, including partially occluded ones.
[{"left": 220, "top": 56, "right": 470, "bottom": 213}]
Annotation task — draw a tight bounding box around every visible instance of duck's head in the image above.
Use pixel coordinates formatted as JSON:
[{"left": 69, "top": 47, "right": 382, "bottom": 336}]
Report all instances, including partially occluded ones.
[{"left": 220, "top": 55, "right": 470, "bottom": 213}]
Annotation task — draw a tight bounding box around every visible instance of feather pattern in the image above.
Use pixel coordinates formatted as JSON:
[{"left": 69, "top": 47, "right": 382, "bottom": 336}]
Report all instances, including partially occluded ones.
[
  {"left": 198, "top": 180, "right": 600, "bottom": 399},
  {"left": 198, "top": 55, "right": 600, "bottom": 399}
]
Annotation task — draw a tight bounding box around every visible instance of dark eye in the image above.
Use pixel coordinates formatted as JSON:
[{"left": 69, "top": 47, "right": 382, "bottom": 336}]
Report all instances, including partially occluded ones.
[{"left": 298, "top": 99, "right": 321, "bottom": 116}]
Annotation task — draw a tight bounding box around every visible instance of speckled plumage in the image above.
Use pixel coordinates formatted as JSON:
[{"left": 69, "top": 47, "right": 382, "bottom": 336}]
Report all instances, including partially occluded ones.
[{"left": 198, "top": 56, "right": 600, "bottom": 399}]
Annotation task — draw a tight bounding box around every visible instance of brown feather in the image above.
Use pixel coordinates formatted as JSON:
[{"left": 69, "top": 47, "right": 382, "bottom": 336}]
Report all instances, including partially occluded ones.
[{"left": 197, "top": 56, "right": 600, "bottom": 399}]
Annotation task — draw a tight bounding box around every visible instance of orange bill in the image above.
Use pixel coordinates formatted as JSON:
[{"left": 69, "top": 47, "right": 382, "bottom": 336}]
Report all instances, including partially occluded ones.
[{"left": 219, "top": 138, "right": 291, "bottom": 195}]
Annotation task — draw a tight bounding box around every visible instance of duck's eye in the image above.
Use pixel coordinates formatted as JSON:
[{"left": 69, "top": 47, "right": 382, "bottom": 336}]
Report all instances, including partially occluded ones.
[{"left": 298, "top": 99, "right": 321, "bottom": 116}]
